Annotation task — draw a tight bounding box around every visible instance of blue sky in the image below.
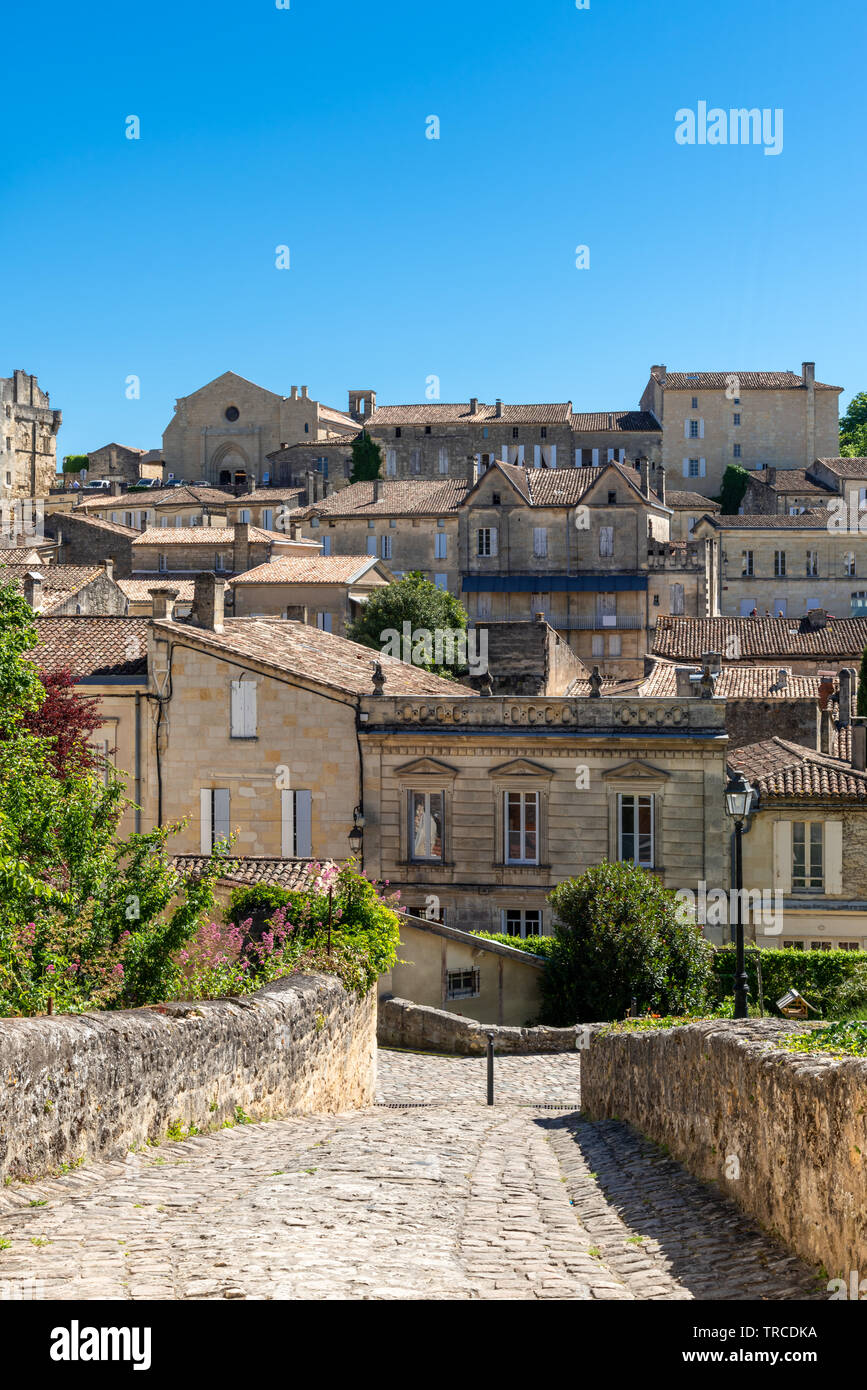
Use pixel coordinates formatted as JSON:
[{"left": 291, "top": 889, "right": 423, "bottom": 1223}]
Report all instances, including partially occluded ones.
[{"left": 1, "top": 0, "right": 863, "bottom": 459}]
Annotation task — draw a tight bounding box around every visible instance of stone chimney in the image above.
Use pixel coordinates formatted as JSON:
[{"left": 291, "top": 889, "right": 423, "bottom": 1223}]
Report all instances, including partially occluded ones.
[
  {"left": 699, "top": 650, "right": 723, "bottom": 674},
  {"left": 23, "top": 571, "right": 43, "bottom": 609},
  {"left": 766, "top": 467, "right": 777, "bottom": 485},
  {"left": 233, "top": 522, "right": 250, "bottom": 575},
  {"left": 373, "top": 479, "right": 381, "bottom": 502},
  {"left": 852, "top": 718, "right": 867, "bottom": 772},
  {"left": 301, "top": 385, "right": 308, "bottom": 399},
  {"left": 838, "top": 667, "right": 857, "bottom": 725},
  {"left": 534, "top": 611, "right": 546, "bottom": 623},
  {"left": 804, "top": 608, "right": 828, "bottom": 631},
  {"left": 103, "top": 557, "right": 114, "bottom": 582},
  {"left": 638, "top": 457, "right": 650, "bottom": 497},
  {"left": 802, "top": 361, "right": 816, "bottom": 386},
  {"left": 819, "top": 706, "right": 833, "bottom": 754},
  {"left": 192, "top": 573, "right": 226, "bottom": 632},
  {"left": 149, "top": 586, "right": 178, "bottom": 620},
  {"left": 675, "top": 666, "right": 698, "bottom": 697},
  {"left": 803, "top": 362, "right": 816, "bottom": 469},
  {"left": 495, "top": 399, "right": 503, "bottom": 418},
  {"left": 110, "top": 481, "right": 123, "bottom": 496},
  {"left": 290, "top": 386, "right": 298, "bottom": 400},
  {"left": 470, "top": 397, "right": 479, "bottom": 414},
  {"left": 652, "top": 364, "right": 667, "bottom": 383},
  {"left": 655, "top": 462, "right": 666, "bottom": 506}
]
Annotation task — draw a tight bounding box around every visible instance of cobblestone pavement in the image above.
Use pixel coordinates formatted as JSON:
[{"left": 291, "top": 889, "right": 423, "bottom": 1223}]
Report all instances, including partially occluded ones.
[{"left": 0, "top": 1048, "right": 821, "bottom": 1301}]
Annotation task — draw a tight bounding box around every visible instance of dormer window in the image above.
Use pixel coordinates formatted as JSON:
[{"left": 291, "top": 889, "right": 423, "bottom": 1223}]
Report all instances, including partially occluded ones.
[
  {"left": 540, "top": 427, "right": 547, "bottom": 439},
  {"left": 608, "top": 491, "right": 616, "bottom": 504},
  {"left": 492, "top": 493, "right": 501, "bottom": 505},
  {"left": 512, "top": 428, "right": 519, "bottom": 439}
]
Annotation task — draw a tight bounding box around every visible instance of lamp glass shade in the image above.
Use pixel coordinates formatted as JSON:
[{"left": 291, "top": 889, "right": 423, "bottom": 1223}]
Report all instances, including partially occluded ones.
[
  {"left": 725, "top": 773, "right": 753, "bottom": 820},
  {"left": 348, "top": 827, "right": 363, "bottom": 853}
]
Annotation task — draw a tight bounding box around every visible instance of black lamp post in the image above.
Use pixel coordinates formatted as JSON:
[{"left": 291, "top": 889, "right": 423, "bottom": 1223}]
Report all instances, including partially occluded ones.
[
  {"left": 348, "top": 807, "right": 365, "bottom": 858},
  {"left": 724, "top": 769, "right": 754, "bottom": 1019}
]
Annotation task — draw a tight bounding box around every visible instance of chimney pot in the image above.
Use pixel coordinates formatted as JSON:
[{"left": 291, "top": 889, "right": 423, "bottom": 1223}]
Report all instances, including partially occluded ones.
[
  {"left": 192, "top": 572, "right": 226, "bottom": 632},
  {"left": 149, "top": 586, "right": 178, "bottom": 621},
  {"left": 495, "top": 398, "right": 503, "bottom": 418},
  {"left": 470, "top": 397, "right": 479, "bottom": 414},
  {"left": 803, "top": 361, "right": 816, "bottom": 386},
  {"left": 23, "top": 571, "right": 44, "bottom": 609},
  {"left": 301, "top": 385, "right": 308, "bottom": 399}
]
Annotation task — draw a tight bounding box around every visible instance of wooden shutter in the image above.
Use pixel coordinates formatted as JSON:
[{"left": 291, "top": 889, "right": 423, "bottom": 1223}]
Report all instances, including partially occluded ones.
[
  {"left": 591, "top": 448, "right": 599, "bottom": 466},
  {"left": 699, "top": 419, "right": 705, "bottom": 439},
  {"left": 549, "top": 445, "right": 557, "bottom": 468},
  {"left": 699, "top": 458, "right": 707, "bottom": 477},
  {"left": 533, "top": 445, "right": 541, "bottom": 467},
  {"left": 230, "top": 679, "right": 244, "bottom": 736},
  {"left": 200, "top": 789, "right": 212, "bottom": 853},
  {"left": 773, "top": 821, "right": 792, "bottom": 894},
  {"left": 682, "top": 457, "right": 690, "bottom": 477},
  {"left": 295, "top": 790, "right": 313, "bottom": 857},
  {"left": 213, "top": 789, "right": 230, "bottom": 844},
  {"left": 489, "top": 526, "right": 498, "bottom": 557},
  {"left": 825, "top": 821, "right": 843, "bottom": 895},
  {"left": 281, "top": 788, "right": 294, "bottom": 857},
  {"left": 242, "top": 681, "right": 256, "bottom": 735},
  {"left": 684, "top": 419, "right": 690, "bottom": 439}
]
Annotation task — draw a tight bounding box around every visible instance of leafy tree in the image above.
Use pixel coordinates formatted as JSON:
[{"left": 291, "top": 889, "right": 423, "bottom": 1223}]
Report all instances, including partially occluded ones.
[
  {"left": 839, "top": 392, "right": 867, "bottom": 457},
  {"left": 346, "top": 571, "right": 469, "bottom": 678},
  {"left": 540, "top": 861, "right": 714, "bottom": 1024},
  {"left": 21, "top": 668, "right": 104, "bottom": 777},
  {"left": 62, "top": 454, "right": 90, "bottom": 474},
  {"left": 349, "top": 431, "right": 383, "bottom": 483},
  {"left": 858, "top": 646, "right": 867, "bottom": 717},
  {"left": 717, "top": 464, "right": 751, "bottom": 515}
]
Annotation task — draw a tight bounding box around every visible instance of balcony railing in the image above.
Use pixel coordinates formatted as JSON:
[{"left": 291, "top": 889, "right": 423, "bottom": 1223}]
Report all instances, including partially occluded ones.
[{"left": 501, "top": 614, "right": 645, "bottom": 630}]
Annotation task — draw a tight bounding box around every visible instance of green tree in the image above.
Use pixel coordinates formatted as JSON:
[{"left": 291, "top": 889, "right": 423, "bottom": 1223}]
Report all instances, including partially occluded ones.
[
  {"left": 540, "top": 861, "right": 714, "bottom": 1024},
  {"left": 717, "top": 464, "right": 751, "bottom": 514},
  {"left": 858, "top": 646, "right": 867, "bottom": 717},
  {"left": 62, "top": 454, "right": 90, "bottom": 474},
  {"left": 349, "top": 431, "right": 384, "bottom": 483},
  {"left": 346, "top": 571, "right": 469, "bottom": 678},
  {"left": 839, "top": 392, "right": 867, "bottom": 457}
]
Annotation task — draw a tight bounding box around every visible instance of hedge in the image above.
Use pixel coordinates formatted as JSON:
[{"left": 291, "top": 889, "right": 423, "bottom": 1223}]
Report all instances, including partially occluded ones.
[
  {"left": 470, "top": 931, "right": 555, "bottom": 959},
  {"left": 711, "top": 945, "right": 867, "bottom": 1018}
]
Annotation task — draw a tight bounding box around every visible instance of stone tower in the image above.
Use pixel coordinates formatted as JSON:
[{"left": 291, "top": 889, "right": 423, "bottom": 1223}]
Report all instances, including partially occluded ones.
[{"left": 0, "top": 370, "right": 62, "bottom": 499}]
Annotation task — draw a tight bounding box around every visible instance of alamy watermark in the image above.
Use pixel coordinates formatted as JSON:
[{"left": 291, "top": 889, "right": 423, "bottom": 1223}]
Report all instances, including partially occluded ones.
[
  {"left": 675, "top": 103, "right": 783, "bottom": 157},
  {"left": 676, "top": 880, "right": 784, "bottom": 935},
  {"left": 380, "top": 621, "right": 488, "bottom": 675}
]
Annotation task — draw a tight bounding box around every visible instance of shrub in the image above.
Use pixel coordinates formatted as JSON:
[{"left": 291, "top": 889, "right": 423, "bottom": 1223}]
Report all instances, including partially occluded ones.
[
  {"left": 540, "top": 861, "right": 714, "bottom": 1024},
  {"left": 470, "top": 931, "right": 555, "bottom": 959},
  {"left": 711, "top": 945, "right": 867, "bottom": 1019}
]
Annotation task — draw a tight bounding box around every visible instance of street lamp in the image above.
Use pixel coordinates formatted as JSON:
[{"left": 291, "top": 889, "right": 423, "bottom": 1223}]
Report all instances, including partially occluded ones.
[
  {"left": 725, "top": 769, "right": 755, "bottom": 1019},
  {"left": 348, "top": 807, "right": 365, "bottom": 856}
]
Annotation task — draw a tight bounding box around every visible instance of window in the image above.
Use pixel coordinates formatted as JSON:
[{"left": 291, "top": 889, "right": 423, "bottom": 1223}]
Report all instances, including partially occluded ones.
[
  {"left": 435, "top": 533, "right": 447, "bottom": 559},
  {"left": 385, "top": 449, "right": 397, "bottom": 476},
  {"left": 533, "top": 527, "right": 548, "bottom": 558},
  {"left": 810, "top": 941, "right": 832, "bottom": 951},
  {"left": 239, "top": 508, "right": 251, "bottom": 523},
  {"left": 591, "top": 635, "right": 604, "bottom": 657},
  {"left": 477, "top": 527, "right": 497, "bottom": 557},
  {"left": 215, "top": 552, "right": 231, "bottom": 572},
  {"left": 689, "top": 420, "right": 699, "bottom": 438},
  {"left": 599, "top": 525, "right": 614, "bottom": 557},
  {"left": 446, "top": 968, "right": 479, "bottom": 1000},
  {"left": 281, "top": 788, "right": 312, "bottom": 857},
  {"left": 512, "top": 427, "right": 519, "bottom": 439},
  {"left": 805, "top": 550, "right": 818, "bottom": 577},
  {"left": 505, "top": 791, "right": 539, "bottom": 864},
  {"left": 366, "top": 535, "right": 377, "bottom": 556},
  {"left": 502, "top": 909, "right": 542, "bottom": 938},
  {"left": 409, "top": 790, "right": 443, "bottom": 861},
  {"left": 782, "top": 940, "right": 805, "bottom": 950},
  {"left": 304, "top": 423, "right": 309, "bottom": 434},
  {"left": 618, "top": 794, "right": 653, "bottom": 867},
  {"left": 395, "top": 427, "right": 402, "bottom": 438},
  {"left": 844, "top": 553, "right": 856, "bottom": 576},
  {"left": 838, "top": 941, "right": 861, "bottom": 951},
  {"left": 262, "top": 508, "right": 273, "bottom": 530},
  {"left": 436, "top": 516, "right": 446, "bottom": 527},
  {"left": 438, "top": 447, "right": 449, "bottom": 474},
  {"left": 434, "top": 573, "right": 448, "bottom": 589},
  {"left": 200, "top": 789, "right": 230, "bottom": 852},
  {"left": 608, "top": 634, "right": 621, "bottom": 656},
  {"left": 597, "top": 592, "right": 617, "bottom": 626},
  {"left": 158, "top": 553, "right": 168, "bottom": 572},
  {"left": 316, "top": 612, "right": 333, "bottom": 632},
  {"left": 742, "top": 550, "right": 754, "bottom": 576},
  {"left": 482, "top": 428, "right": 489, "bottom": 439},
  {"left": 607, "top": 490, "right": 616, "bottom": 504},
  {"left": 689, "top": 458, "right": 700, "bottom": 477},
  {"left": 540, "top": 427, "right": 547, "bottom": 439},
  {"left": 125, "top": 512, "right": 134, "bottom": 527},
  {"left": 733, "top": 413, "right": 741, "bottom": 426},
  {"left": 225, "top": 406, "right": 239, "bottom": 422},
  {"left": 381, "top": 535, "right": 392, "bottom": 559},
  {"left": 793, "top": 822, "right": 823, "bottom": 890},
  {"left": 229, "top": 679, "right": 256, "bottom": 737},
  {"left": 669, "top": 582, "right": 684, "bottom": 615},
  {"left": 691, "top": 396, "right": 698, "bottom": 409},
  {"left": 733, "top": 444, "right": 742, "bottom": 459},
  {"left": 774, "top": 550, "right": 786, "bottom": 577},
  {"left": 411, "top": 449, "right": 421, "bottom": 474}
]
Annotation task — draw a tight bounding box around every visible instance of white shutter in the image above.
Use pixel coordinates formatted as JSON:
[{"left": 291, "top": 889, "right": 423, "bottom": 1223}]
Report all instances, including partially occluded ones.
[
  {"left": 213, "top": 789, "right": 230, "bottom": 844},
  {"left": 321, "top": 536, "right": 331, "bottom": 555},
  {"left": 684, "top": 420, "right": 690, "bottom": 439},
  {"left": 618, "top": 449, "right": 625, "bottom": 462},
  {"left": 607, "top": 448, "right": 614, "bottom": 461},
  {"left": 242, "top": 681, "right": 256, "bottom": 736},
  {"left": 517, "top": 444, "right": 525, "bottom": 465},
  {"left": 533, "top": 445, "right": 541, "bottom": 467},
  {"left": 263, "top": 508, "right": 273, "bottom": 529},
  {"left": 295, "top": 790, "right": 313, "bottom": 857},
  {"left": 591, "top": 448, "right": 599, "bottom": 467},
  {"left": 489, "top": 526, "right": 498, "bottom": 557},
  {"left": 682, "top": 458, "right": 690, "bottom": 477},
  {"left": 366, "top": 535, "right": 376, "bottom": 555},
  {"left": 699, "top": 419, "right": 705, "bottom": 439},
  {"left": 230, "top": 679, "right": 244, "bottom": 736},
  {"left": 500, "top": 444, "right": 508, "bottom": 462},
  {"left": 281, "top": 788, "right": 294, "bottom": 857},
  {"left": 699, "top": 458, "right": 706, "bottom": 477},
  {"left": 773, "top": 821, "right": 792, "bottom": 894},
  {"left": 200, "top": 789, "right": 212, "bottom": 853},
  {"left": 549, "top": 445, "right": 557, "bottom": 468},
  {"left": 825, "top": 821, "right": 843, "bottom": 895},
  {"left": 533, "top": 527, "right": 547, "bottom": 557},
  {"left": 575, "top": 448, "right": 581, "bottom": 467}
]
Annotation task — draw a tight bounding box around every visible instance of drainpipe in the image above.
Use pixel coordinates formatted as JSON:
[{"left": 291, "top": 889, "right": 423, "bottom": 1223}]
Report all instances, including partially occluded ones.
[{"left": 134, "top": 690, "right": 142, "bottom": 833}]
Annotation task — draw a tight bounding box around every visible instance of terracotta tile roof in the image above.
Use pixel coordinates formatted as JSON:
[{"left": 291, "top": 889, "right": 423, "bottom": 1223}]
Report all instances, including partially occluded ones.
[
  {"left": 665, "top": 490, "right": 721, "bottom": 509},
  {"left": 812, "top": 457, "right": 867, "bottom": 479},
  {"left": 171, "top": 855, "right": 336, "bottom": 890},
  {"left": 32, "top": 616, "right": 150, "bottom": 678},
  {"left": 287, "top": 479, "right": 468, "bottom": 519},
  {"left": 729, "top": 738, "right": 867, "bottom": 801},
  {"left": 745, "top": 469, "right": 832, "bottom": 495},
  {"left": 653, "top": 615, "right": 867, "bottom": 661},
  {"left": 0, "top": 564, "right": 104, "bottom": 609},
  {"left": 701, "top": 508, "right": 833, "bottom": 529},
  {"left": 569, "top": 411, "right": 661, "bottom": 432},
  {"left": 367, "top": 402, "right": 573, "bottom": 426},
  {"left": 639, "top": 662, "right": 833, "bottom": 700},
  {"left": 132, "top": 526, "right": 274, "bottom": 545},
  {"left": 230, "top": 555, "right": 381, "bottom": 585},
  {"left": 154, "top": 616, "right": 473, "bottom": 698},
  {"left": 57, "top": 514, "right": 138, "bottom": 537},
  {"left": 224, "top": 488, "right": 305, "bottom": 504},
  {"left": 652, "top": 370, "right": 841, "bottom": 391},
  {"left": 269, "top": 439, "right": 358, "bottom": 454},
  {"left": 470, "top": 461, "right": 652, "bottom": 508},
  {"left": 0, "top": 546, "right": 51, "bottom": 564},
  {"left": 78, "top": 486, "right": 233, "bottom": 511},
  {"left": 117, "top": 579, "right": 197, "bottom": 601}
]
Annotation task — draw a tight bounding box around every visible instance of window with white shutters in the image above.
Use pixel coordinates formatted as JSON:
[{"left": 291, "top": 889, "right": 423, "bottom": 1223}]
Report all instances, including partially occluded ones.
[
  {"left": 316, "top": 612, "right": 333, "bottom": 632},
  {"left": 669, "top": 583, "right": 684, "bottom": 615},
  {"left": 230, "top": 679, "right": 257, "bottom": 737},
  {"left": 477, "top": 527, "right": 498, "bottom": 557},
  {"left": 200, "top": 788, "right": 231, "bottom": 852},
  {"left": 438, "top": 447, "right": 449, "bottom": 473},
  {"left": 385, "top": 449, "right": 397, "bottom": 476},
  {"left": 367, "top": 535, "right": 377, "bottom": 556},
  {"left": 435, "top": 533, "right": 447, "bottom": 559},
  {"left": 381, "top": 535, "right": 392, "bottom": 559},
  {"left": 262, "top": 508, "right": 273, "bottom": 530},
  {"left": 281, "top": 789, "right": 313, "bottom": 858},
  {"left": 599, "top": 526, "right": 614, "bottom": 558},
  {"left": 533, "top": 527, "right": 548, "bottom": 558}
]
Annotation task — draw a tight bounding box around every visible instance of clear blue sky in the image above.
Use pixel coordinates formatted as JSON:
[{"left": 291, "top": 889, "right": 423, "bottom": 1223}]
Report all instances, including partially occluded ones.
[{"left": 2, "top": 0, "right": 863, "bottom": 460}]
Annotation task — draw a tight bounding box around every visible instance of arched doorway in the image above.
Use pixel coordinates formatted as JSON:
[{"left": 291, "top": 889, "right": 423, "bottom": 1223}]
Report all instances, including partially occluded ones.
[
  {"left": 219, "top": 469, "right": 231, "bottom": 486},
  {"left": 234, "top": 471, "right": 247, "bottom": 487}
]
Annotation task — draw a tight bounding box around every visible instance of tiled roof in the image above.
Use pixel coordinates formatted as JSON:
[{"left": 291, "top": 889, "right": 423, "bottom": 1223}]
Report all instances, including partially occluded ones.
[
  {"left": 729, "top": 738, "right": 867, "bottom": 801},
  {"left": 224, "top": 488, "right": 305, "bottom": 504},
  {"left": 470, "top": 460, "right": 653, "bottom": 508},
  {"left": 701, "top": 507, "right": 833, "bottom": 529},
  {"left": 171, "top": 855, "right": 335, "bottom": 890},
  {"left": 132, "top": 526, "right": 274, "bottom": 545},
  {"left": 570, "top": 411, "right": 661, "bottom": 432},
  {"left": 0, "top": 546, "right": 51, "bottom": 564},
  {"left": 639, "top": 663, "right": 833, "bottom": 700},
  {"left": 78, "top": 486, "right": 233, "bottom": 511},
  {"left": 653, "top": 616, "right": 867, "bottom": 661},
  {"left": 812, "top": 457, "right": 867, "bottom": 479},
  {"left": 88, "top": 442, "right": 146, "bottom": 456},
  {"left": 32, "top": 616, "right": 150, "bottom": 678},
  {"left": 230, "top": 556, "right": 380, "bottom": 585},
  {"left": 117, "top": 579, "right": 197, "bottom": 601},
  {"left": 154, "top": 616, "right": 473, "bottom": 698},
  {"left": 288, "top": 479, "right": 468, "bottom": 519},
  {"left": 0, "top": 564, "right": 104, "bottom": 608},
  {"left": 653, "top": 370, "right": 841, "bottom": 391},
  {"left": 665, "top": 490, "right": 721, "bottom": 509},
  {"left": 367, "top": 402, "right": 573, "bottom": 426},
  {"left": 745, "top": 470, "right": 832, "bottom": 494},
  {"left": 57, "top": 514, "right": 138, "bottom": 537},
  {"left": 269, "top": 439, "right": 358, "bottom": 454}
]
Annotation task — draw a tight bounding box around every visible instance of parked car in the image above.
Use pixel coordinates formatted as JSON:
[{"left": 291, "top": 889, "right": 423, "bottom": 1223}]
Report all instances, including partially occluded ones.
[{"left": 82, "top": 479, "right": 111, "bottom": 491}]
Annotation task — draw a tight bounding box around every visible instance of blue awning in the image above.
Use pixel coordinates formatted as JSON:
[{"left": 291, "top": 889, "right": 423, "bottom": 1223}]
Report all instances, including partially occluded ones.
[{"left": 461, "top": 574, "right": 647, "bottom": 593}]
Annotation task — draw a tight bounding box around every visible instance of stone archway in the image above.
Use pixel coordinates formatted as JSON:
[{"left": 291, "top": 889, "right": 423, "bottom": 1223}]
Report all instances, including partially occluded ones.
[{"left": 210, "top": 443, "right": 250, "bottom": 487}]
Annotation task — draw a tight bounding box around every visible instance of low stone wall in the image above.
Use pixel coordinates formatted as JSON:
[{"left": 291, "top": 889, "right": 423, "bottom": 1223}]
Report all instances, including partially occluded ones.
[
  {"left": 379, "top": 996, "right": 583, "bottom": 1054},
  {"left": 0, "top": 974, "right": 375, "bottom": 1184},
  {"left": 581, "top": 1019, "right": 867, "bottom": 1277}
]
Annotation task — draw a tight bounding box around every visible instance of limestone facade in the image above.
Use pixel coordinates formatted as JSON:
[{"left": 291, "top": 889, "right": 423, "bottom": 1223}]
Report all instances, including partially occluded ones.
[
  {"left": 85, "top": 443, "right": 161, "bottom": 486},
  {"left": 0, "top": 370, "right": 61, "bottom": 500}
]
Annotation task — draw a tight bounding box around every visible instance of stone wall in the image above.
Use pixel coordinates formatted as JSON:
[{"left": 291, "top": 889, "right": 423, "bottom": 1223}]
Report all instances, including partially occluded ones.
[
  {"left": 0, "top": 974, "right": 376, "bottom": 1183},
  {"left": 379, "top": 997, "right": 582, "bottom": 1054},
  {"left": 580, "top": 1019, "right": 867, "bottom": 1276}
]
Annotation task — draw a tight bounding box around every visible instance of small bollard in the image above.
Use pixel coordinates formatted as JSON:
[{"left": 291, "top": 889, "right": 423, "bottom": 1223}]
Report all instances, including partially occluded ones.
[{"left": 486, "top": 1031, "right": 495, "bottom": 1105}]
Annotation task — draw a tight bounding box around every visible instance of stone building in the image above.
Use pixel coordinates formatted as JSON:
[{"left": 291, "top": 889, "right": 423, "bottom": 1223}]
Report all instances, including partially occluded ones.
[
  {"left": 229, "top": 554, "right": 392, "bottom": 633},
  {"left": 129, "top": 522, "right": 308, "bottom": 578},
  {"left": 265, "top": 440, "right": 358, "bottom": 491},
  {"left": 640, "top": 363, "right": 842, "bottom": 499},
  {"left": 666, "top": 489, "right": 720, "bottom": 540},
  {"left": 693, "top": 507, "right": 866, "bottom": 618},
  {"left": 0, "top": 370, "right": 62, "bottom": 500},
  {"left": 652, "top": 613, "right": 867, "bottom": 674},
  {"left": 222, "top": 487, "right": 304, "bottom": 530},
  {"left": 740, "top": 467, "right": 835, "bottom": 516},
  {"left": 44, "top": 513, "right": 138, "bottom": 577},
  {"left": 3, "top": 561, "right": 127, "bottom": 616},
  {"left": 161, "top": 373, "right": 357, "bottom": 487},
  {"left": 84, "top": 443, "right": 161, "bottom": 487}
]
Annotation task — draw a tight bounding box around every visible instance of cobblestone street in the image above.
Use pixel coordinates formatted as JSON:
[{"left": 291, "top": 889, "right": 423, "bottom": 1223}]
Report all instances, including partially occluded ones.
[{"left": 0, "top": 1047, "right": 822, "bottom": 1301}]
